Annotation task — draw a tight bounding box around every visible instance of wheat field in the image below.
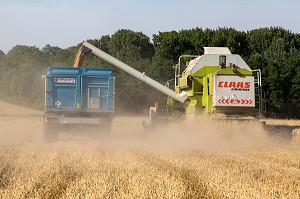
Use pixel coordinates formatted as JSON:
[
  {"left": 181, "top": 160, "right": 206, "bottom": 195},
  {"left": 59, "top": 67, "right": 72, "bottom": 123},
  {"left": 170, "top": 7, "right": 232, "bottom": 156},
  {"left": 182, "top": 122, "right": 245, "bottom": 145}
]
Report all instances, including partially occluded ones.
[{"left": 0, "top": 101, "right": 300, "bottom": 198}]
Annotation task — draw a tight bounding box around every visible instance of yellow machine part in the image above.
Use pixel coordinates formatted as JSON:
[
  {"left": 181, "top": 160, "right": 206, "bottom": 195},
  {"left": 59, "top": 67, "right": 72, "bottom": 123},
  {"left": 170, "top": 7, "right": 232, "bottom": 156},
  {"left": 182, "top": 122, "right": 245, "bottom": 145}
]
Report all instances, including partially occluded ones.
[
  {"left": 73, "top": 45, "right": 92, "bottom": 68},
  {"left": 73, "top": 50, "right": 86, "bottom": 68}
]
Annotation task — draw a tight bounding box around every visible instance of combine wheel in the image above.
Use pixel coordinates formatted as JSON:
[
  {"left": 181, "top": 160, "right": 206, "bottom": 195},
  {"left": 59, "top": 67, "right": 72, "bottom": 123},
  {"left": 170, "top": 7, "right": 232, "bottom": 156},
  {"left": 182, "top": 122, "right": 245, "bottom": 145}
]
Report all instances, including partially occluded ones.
[{"left": 43, "top": 122, "right": 59, "bottom": 143}]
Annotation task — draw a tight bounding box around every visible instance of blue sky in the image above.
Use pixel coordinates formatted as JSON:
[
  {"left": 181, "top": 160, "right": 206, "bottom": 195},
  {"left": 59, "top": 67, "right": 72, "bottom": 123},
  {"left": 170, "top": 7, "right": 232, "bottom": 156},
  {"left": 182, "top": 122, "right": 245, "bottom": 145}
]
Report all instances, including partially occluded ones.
[{"left": 0, "top": 0, "right": 299, "bottom": 53}]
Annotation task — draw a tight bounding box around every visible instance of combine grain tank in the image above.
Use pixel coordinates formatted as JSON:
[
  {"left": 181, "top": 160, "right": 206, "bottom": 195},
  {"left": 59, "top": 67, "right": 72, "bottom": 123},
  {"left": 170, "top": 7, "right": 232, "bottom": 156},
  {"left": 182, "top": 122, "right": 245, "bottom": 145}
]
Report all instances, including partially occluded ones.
[{"left": 43, "top": 67, "right": 115, "bottom": 142}]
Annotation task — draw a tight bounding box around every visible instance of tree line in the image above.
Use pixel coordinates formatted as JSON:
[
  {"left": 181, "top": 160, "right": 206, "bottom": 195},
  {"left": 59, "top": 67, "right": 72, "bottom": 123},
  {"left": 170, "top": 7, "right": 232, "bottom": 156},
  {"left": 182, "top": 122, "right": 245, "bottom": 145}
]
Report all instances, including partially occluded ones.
[{"left": 0, "top": 27, "right": 299, "bottom": 118}]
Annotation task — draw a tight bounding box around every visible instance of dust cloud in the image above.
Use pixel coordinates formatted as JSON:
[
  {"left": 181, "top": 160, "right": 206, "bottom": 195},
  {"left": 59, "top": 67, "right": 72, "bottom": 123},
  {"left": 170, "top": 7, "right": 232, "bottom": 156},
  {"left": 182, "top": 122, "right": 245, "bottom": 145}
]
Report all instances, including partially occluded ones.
[
  {"left": 127, "top": 116, "right": 273, "bottom": 153},
  {"left": 2, "top": 101, "right": 300, "bottom": 198},
  {"left": 23, "top": 115, "right": 272, "bottom": 154},
  {"left": 0, "top": 99, "right": 287, "bottom": 153}
]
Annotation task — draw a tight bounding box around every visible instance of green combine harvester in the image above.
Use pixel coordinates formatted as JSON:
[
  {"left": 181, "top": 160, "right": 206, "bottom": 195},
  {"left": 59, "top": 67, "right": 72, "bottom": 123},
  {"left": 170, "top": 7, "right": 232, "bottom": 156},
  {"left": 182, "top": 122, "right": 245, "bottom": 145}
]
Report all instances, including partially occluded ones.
[
  {"left": 150, "top": 47, "right": 262, "bottom": 123},
  {"left": 73, "top": 42, "right": 299, "bottom": 136}
]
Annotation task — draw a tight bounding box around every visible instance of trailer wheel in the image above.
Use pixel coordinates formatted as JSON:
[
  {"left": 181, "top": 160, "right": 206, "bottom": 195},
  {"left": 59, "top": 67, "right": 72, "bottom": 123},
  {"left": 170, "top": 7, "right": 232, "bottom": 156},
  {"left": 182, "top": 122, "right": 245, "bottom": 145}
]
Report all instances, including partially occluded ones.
[{"left": 43, "top": 122, "right": 59, "bottom": 143}]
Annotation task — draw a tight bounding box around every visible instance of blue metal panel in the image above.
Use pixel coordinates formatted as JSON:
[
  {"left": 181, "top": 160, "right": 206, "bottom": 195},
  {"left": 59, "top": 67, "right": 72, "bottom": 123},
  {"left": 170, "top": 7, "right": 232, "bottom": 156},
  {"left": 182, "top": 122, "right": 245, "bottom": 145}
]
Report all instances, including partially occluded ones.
[
  {"left": 55, "top": 86, "right": 76, "bottom": 108},
  {"left": 46, "top": 67, "right": 114, "bottom": 112},
  {"left": 82, "top": 68, "right": 112, "bottom": 76},
  {"left": 48, "top": 67, "right": 80, "bottom": 76},
  {"left": 46, "top": 67, "right": 81, "bottom": 109},
  {"left": 82, "top": 68, "right": 114, "bottom": 111}
]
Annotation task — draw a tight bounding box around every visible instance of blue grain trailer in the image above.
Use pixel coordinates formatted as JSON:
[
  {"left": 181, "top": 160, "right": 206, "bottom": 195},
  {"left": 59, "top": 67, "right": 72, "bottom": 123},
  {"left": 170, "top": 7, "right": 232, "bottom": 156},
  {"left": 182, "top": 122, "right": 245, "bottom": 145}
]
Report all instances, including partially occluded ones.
[{"left": 44, "top": 67, "right": 115, "bottom": 142}]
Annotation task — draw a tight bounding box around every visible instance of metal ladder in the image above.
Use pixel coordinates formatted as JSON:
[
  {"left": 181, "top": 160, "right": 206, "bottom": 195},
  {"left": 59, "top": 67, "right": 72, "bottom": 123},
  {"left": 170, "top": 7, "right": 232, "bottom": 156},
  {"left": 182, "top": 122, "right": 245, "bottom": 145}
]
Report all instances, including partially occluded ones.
[{"left": 252, "top": 69, "right": 262, "bottom": 118}]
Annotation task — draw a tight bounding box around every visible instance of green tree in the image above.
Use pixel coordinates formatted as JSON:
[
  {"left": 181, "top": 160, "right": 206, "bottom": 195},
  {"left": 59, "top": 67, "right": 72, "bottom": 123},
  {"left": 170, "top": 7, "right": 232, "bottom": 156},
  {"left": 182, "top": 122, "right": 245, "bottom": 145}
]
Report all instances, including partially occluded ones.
[
  {"left": 0, "top": 50, "right": 5, "bottom": 61},
  {"left": 0, "top": 27, "right": 300, "bottom": 117},
  {"left": 42, "top": 44, "right": 74, "bottom": 66},
  {"left": 106, "top": 29, "right": 155, "bottom": 112}
]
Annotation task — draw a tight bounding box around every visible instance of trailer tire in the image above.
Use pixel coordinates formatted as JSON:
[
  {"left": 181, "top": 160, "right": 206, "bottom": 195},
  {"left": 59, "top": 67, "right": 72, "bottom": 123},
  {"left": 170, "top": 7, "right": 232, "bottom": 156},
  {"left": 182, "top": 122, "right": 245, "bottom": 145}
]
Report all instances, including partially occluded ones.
[{"left": 44, "top": 122, "right": 59, "bottom": 143}]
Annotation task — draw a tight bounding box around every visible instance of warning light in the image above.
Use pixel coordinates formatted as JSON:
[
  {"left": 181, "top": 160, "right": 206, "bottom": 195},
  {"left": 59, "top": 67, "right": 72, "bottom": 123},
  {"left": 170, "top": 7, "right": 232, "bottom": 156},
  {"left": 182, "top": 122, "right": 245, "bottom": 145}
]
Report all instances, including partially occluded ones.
[{"left": 231, "top": 63, "right": 237, "bottom": 73}]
